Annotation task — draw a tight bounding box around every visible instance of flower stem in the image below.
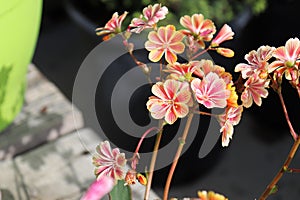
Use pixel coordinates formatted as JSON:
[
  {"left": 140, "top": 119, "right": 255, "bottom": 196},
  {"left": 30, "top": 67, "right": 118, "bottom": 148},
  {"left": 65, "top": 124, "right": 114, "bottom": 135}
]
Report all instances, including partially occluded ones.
[
  {"left": 163, "top": 113, "right": 194, "bottom": 200},
  {"left": 194, "top": 110, "right": 218, "bottom": 118},
  {"left": 258, "top": 135, "right": 300, "bottom": 200},
  {"left": 278, "top": 89, "right": 298, "bottom": 140},
  {"left": 296, "top": 85, "right": 300, "bottom": 98},
  {"left": 191, "top": 48, "right": 210, "bottom": 60},
  {"left": 144, "top": 121, "right": 164, "bottom": 200},
  {"left": 133, "top": 127, "right": 160, "bottom": 155},
  {"left": 258, "top": 89, "right": 299, "bottom": 200}
]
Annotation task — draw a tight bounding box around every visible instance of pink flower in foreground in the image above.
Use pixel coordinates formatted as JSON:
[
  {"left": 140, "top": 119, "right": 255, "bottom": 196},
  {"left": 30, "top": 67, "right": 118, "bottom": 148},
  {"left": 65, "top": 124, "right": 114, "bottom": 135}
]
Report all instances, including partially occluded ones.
[
  {"left": 198, "top": 190, "right": 228, "bottom": 200},
  {"left": 235, "top": 45, "right": 275, "bottom": 79},
  {"left": 218, "top": 106, "right": 243, "bottom": 147},
  {"left": 96, "top": 11, "right": 128, "bottom": 40},
  {"left": 130, "top": 4, "right": 168, "bottom": 33},
  {"left": 241, "top": 74, "right": 269, "bottom": 108},
  {"left": 180, "top": 14, "right": 216, "bottom": 48},
  {"left": 147, "top": 79, "right": 192, "bottom": 124},
  {"left": 191, "top": 72, "right": 230, "bottom": 109},
  {"left": 211, "top": 24, "right": 234, "bottom": 47},
  {"left": 81, "top": 176, "right": 114, "bottom": 200},
  {"left": 145, "top": 25, "right": 185, "bottom": 64},
  {"left": 93, "top": 141, "right": 127, "bottom": 181},
  {"left": 268, "top": 37, "right": 300, "bottom": 81}
]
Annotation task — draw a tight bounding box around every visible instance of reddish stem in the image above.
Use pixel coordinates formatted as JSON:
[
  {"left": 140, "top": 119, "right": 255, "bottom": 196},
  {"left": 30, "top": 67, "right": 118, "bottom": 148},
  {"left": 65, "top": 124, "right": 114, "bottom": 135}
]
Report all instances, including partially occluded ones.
[
  {"left": 191, "top": 48, "right": 210, "bottom": 60},
  {"left": 278, "top": 90, "right": 298, "bottom": 140},
  {"left": 133, "top": 127, "right": 159, "bottom": 156},
  {"left": 163, "top": 113, "right": 194, "bottom": 200}
]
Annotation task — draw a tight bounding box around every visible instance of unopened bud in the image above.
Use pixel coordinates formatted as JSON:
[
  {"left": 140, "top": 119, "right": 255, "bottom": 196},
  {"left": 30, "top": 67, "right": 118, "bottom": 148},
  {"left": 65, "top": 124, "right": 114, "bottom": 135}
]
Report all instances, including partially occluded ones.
[{"left": 216, "top": 48, "right": 234, "bottom": 58}]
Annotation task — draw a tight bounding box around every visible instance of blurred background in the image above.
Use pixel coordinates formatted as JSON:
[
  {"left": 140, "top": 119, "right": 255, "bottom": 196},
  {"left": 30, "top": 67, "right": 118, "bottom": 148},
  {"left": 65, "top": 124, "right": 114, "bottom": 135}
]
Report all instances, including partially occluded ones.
[{"left": 1, "top": 0, "right": 300, "bottom": 199}]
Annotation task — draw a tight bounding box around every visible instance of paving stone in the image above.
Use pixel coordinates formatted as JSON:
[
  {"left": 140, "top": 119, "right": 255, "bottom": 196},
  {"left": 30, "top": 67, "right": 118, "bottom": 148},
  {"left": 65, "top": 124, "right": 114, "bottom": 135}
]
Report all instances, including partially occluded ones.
[
  {"left": 0, "top": 159, "right": 27, "bottom": 200},
  {"left": 14, "top": 133, "right": 83, "bottom": 200},
  {"left": 1, "top": 65, "right": 160, "bottom": 199}
]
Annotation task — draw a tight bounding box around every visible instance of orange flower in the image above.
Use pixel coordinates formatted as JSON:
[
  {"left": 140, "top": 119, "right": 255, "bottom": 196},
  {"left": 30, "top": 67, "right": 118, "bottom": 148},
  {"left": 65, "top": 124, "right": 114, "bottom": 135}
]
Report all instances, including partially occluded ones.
[
  {"left": 145, "top": 25, "right": 185, "bottom": 64},
  {"left": 268, "top": 37, "right": 300, "bottom": 81},
  {"left": 198, "top": 190, "right": 228, "bottom": 200},
  {"left": 180, "top": 14, "right": 216, "bottom": 48},
  {"left": 95, "top": 11, "right": 128, "bottom": 40},
  {"left": 226, "top": 83, "right": 238, "bottom": 108},
  {"left": 147, "top": 79, "right": 192, "bottom": 124}
]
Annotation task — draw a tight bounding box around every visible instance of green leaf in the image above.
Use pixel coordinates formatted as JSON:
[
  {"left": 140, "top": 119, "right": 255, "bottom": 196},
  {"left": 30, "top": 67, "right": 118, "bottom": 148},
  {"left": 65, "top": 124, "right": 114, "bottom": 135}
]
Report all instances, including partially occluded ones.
[
  {"left": 269, "top": 185, "right": 278, "bottom": 195},
  {"left": 109, "top": 180, "right": 132, "bottom": 200}
]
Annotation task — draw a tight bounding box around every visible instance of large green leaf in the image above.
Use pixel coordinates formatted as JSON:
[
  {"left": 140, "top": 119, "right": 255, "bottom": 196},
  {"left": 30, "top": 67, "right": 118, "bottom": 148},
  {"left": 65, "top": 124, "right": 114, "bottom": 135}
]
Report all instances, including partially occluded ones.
[{"left": 109, "top": 180, "right": 132, "bottom": 200}]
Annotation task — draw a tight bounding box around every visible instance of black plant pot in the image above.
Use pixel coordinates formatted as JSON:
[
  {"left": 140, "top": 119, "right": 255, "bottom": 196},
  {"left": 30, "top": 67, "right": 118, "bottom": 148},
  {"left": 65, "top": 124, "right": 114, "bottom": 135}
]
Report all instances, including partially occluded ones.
[{"left": 64, "top": 0, "right": 262, "bottom": 188}]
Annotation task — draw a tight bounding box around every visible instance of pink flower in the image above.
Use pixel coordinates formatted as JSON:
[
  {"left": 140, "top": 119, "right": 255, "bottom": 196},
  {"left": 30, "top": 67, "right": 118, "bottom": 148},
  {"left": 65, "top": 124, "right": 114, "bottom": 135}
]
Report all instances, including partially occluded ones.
[
  {"left": 165, "top": 61, "right": 201, "bottom": 81},
  {"left": 235, "top": 46, "right": 276, "bottom": 79},
  {"left": 218, "top": 106, "right": 243, "bottom": 147},
  {"left": 241, "top": 74, "right": 269, "bottom": 108},
  {"left": 81, "top": 176, "right": 114, "bottom": 200},
  {"left": 96, "top": 11, "right": 128, "bottom": 40},
  {"left": 268, "top": 38, "right": 300, "bottom": 81},
  {"left": 146, "top": 79, "right": 192, "bottom": 124},
  {"left": 130, "top": 4, "right": 168, "bottom": 33},
  {"left": 191, "top": 72, "right": 230, "bottom": 109},
  {"left": 145, "top": 25, "right": 185, "bottom": 64},
  {"left": 180, "top": 14, "right": 216, "bottom": 48},
  {"left": 211, "top": 24, "right": 234, "bottom": 47},
  {"left": 93, "top": 141, "right": 127, "bottom": 181}
]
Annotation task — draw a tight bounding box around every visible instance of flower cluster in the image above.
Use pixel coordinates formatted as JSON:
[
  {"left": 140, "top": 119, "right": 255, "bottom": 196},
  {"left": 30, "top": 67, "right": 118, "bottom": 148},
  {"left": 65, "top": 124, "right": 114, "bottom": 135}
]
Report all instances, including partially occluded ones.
[
  {"left": 92, "top": 4, "right": 240, "bottom": 198},
  {"left": 235, "top": 38, "right": 300, "bottom": 108},
  {"left": 87, "top": 3, "right": 300, "bottom": 200}
]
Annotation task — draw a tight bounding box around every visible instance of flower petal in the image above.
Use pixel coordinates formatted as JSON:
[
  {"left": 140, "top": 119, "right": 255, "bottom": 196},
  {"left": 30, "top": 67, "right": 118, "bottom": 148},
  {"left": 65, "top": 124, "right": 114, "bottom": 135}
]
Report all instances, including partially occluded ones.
[
  {"left": 148, "top": 49, "right": 164, "bottom": 62},
  {"left": 165, "top": 49, "right": 178, "bottom": 64},
  {"left": 165, "top": 107, "right": 177, "bottom": 124},
  {"left": 81, "top": 176, "right": 114, "bottom": 200}
]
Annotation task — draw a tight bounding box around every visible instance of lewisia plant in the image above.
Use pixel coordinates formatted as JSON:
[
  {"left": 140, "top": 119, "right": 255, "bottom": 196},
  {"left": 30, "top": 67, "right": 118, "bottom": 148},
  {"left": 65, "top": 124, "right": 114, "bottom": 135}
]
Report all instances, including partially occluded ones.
[{"left": 82, "top": 4, "right": 300, "bottom": 200}]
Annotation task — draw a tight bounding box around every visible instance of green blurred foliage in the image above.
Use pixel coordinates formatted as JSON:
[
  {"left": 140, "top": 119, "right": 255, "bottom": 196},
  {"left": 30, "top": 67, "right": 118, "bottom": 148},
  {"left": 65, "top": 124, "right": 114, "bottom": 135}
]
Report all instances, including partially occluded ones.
[{"left": 98, "top": 0, "right": 267, "bottom": 26}]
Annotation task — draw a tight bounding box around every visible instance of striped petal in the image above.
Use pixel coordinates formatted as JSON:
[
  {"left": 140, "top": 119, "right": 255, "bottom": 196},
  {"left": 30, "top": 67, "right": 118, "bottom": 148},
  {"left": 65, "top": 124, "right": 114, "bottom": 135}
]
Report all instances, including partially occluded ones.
[{"left": 148, "top": 49, "right": 164, "bottom": 62}]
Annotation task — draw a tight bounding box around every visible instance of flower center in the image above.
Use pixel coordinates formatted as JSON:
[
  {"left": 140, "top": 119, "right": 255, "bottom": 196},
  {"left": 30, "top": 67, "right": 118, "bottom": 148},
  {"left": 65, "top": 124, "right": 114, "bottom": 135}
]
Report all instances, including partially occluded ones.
[{"left": 285, "top": 60, "right": 295, "bottom": 68}]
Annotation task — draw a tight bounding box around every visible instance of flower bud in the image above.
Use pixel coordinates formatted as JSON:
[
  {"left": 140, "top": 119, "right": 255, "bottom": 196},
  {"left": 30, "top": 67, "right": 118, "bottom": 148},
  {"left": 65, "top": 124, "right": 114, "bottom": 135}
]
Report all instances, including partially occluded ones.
[{"left": 216, "top": 48, "right": 234, "bottom": 58}]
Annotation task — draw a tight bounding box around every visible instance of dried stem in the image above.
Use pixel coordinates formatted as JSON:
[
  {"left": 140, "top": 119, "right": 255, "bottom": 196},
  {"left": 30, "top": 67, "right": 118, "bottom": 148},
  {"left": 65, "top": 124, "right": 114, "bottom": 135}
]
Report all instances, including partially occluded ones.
[
  {"left": 163, "top": 113, "right": 194, "bottom": 200},
  {"left": 144, "top": 121, "right": 164, "bottom": 200}
]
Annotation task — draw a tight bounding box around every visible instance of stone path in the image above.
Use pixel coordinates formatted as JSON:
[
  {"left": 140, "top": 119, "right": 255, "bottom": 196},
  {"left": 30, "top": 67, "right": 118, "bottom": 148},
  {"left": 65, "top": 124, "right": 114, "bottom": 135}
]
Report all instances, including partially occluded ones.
[{"left": 0, "top": 65, "right": 158, "bottom": 200}]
